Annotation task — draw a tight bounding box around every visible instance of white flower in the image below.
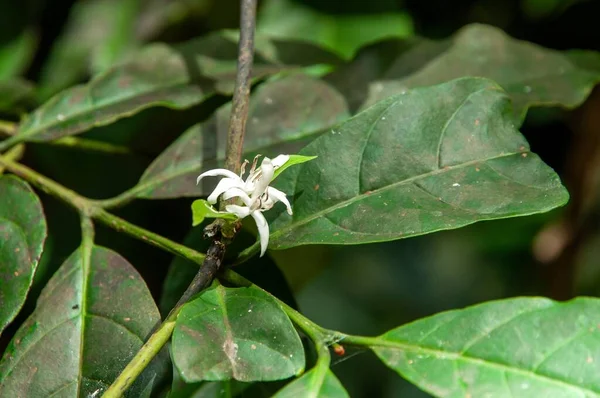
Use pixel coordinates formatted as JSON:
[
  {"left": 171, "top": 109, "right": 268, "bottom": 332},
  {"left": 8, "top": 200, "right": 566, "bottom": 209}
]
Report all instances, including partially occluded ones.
[{"left": 196, "top": 154, "right": 292, "bottom": 256}]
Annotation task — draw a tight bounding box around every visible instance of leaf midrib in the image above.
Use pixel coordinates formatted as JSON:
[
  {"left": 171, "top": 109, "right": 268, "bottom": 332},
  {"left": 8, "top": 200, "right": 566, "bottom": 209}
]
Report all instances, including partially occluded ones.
[
  {"left": 271, "top": 150, "right": 529, "bottom": 241},
  {"left": 20, "top": 81, "right": 198, "bottom": 139},
  {"left": 371, "top": 339, "right": 600, "bottom": 396}
]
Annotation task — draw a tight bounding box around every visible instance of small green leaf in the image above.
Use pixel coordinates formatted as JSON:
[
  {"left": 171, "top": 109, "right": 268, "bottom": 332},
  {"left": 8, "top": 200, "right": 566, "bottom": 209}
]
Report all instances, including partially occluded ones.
[
  {"left": 369, "top": 297, "right": 600, "bottom": 397},
  {"left": 266, "top": 78, "right": 569, "bottom": 249},
  {"left": 0, "top": 176, "right": 47, "bottom": 335},
  {"left": 0, "top": 245, "right": 167, "bottom": 397},
  {"left": 128, "top": 75, "right": 348, "bottom": 200},
  {"left": 258, "top": 0, "right": 413, "bottom": 60},
  {"left": 172, "top": 283, "right": 305, "bottom": 382},
  {"left": 273, "top": 155, "right": 318, "bottom": 181},
  {"left": 7, "top": 33, "right": 339, "bottom": 147},
  {"left": 273, "top": 369, "right": 349, "bottom": 398},
  {"left": 191, "top": 199, "right": 237, "bottom": 226},
  {"left": 362, "top": 24, "right": 600, "bottom": 123}
]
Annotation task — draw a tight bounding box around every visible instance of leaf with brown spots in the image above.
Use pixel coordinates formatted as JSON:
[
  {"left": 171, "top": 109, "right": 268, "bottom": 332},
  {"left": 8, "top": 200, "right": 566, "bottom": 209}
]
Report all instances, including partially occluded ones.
[
  {"left": 0, "top": 176, "right": 46, "bottom": 336},
  {"left": 172, "top": 283, "right": 304, "bottom": 382},
  {"left": 262, "top": 78, "right": 568, "bottom": 249},
  {"left": 359, "top": 23, "right": 600, "bottom": 124},
  {"left": 6, "top": 31, "right": 341, "bottom": 146},
  {"left": 369, "top": 297, "right": 600, "bottom": 397},
  {"left": 123, "top": 74, "right": 349, "bottom": 200},
  {"left": 0, "top": 245, "right": 168, "bottom": 397}
]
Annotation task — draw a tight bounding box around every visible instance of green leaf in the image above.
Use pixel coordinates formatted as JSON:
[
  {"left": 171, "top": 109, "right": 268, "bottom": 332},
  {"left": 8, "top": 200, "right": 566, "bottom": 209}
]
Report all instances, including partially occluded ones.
[
  {"left": 369, "top": 297, "right": 600, "bottom": 397},
  {"left": 128, "top": 75, "right": 349, "bottom": 200},
  {"left": 273, "top": 369, "right": 349, "bottom": 398},
  {"left": 265, "top": 78, "right": 569, "bottom": 249},
  {"left": 7, "top": 33, "right": 340, "bottom": 147},
  {"left": 0, "top": 245, "right": 167, "bottom": 397},
  {"left": 38, "top": 0, "right": 141, "bottom": 100},
  {"left": 191, "top": 199, "right": 237, "bottom": 226},
  {"left": 160, "top": 227, "right": 298, "bottom": 318},
  {"left": 362, "top": 24, "right": 600, "bottom": 123},
  {"left": 273, "top": 155, "right": 318, "bottom": 181},
  {"left": 258, "top": 0, "right": 413, "bottom": 60},
  {"left": 172, "top": 283, "right": 304, "bottom": 382},
  {"left": 0, "top": 176, "right": 47, "bottom": 335}
]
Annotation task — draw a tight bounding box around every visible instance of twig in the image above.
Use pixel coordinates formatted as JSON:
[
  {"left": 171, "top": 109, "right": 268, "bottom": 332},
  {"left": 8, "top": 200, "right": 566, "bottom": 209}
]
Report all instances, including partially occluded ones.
[
  {"left": 0, "top": 154, "right": 206, "bottom": 266},
  {"left": 0, "top": 144, "right": 24, "bottom": 175},
  {"left": 223, "top": 0, "right": 257, "bottom": 175},
  {"left": 0, "top": 120, "right": 16, "bottom": 137},
  {"left": 105, "top": 1, "right": 257, "bottom": 395}
]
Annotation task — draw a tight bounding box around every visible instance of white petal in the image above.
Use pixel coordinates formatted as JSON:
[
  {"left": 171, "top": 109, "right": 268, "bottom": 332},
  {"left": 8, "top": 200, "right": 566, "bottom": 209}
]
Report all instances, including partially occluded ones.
[
  {"left": 251, "top": 158, "right": 274, "bottom": 199},
  {"left": 196, "top": 168, "right": 241, "bottom": 185},
  {"left": 271, "top": 154, "right": 290, "bottom": 169},
  {"left": 250, "top": 211, "right": 270, "bottom": 257},
  {"left": 266, "top": 187, "right": 293, "bottom": 215},
  {"left": 222, "top": 187, "right": 253, "bottom": 207},
  {"left": 207, "top": 178, "right": 245, "bottom": 204},
  {"left": 225, "top": 204, "right": 251, "bottom": 219}
]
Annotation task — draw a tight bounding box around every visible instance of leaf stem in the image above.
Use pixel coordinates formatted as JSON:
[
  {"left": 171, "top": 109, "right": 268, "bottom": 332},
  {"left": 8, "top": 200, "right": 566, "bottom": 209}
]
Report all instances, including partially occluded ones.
[
  {"left": 0, "top": 144, "right": 24, "bottom": 175},
  {"left": 0, "top": 120, "right": 16, "bottom": 136},
  {"left": 0, "top": 154, "right": 206, "bottom": 264},
  {"left": 102, "top": 310, "right": 178, "bottom": 398},
  {"left": 93, "top": 209, "right": 206, "bottom": 263}
]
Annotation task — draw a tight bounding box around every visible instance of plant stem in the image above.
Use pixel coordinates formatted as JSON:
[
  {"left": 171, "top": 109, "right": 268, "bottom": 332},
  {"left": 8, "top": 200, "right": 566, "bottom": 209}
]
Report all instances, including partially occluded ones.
[
  {"left": 105, "top": 2, "right": 258, "bottom": 393},
  {"left": 0, "top": 144, "right": 24, "bottom": 175},
  {"left": 102, "top": 310, "right": 178, "bottom": 398},
  {"left": 94, "top": 209, "right": 205, "bottom": 263},
  {"left": 0, "top": 120, "right": 16, "bottom": 136},
  {"left": 223, "top": 0, "right": 257, "bottom": 174},
  {"left": 0, "top": 154, "right": 206, "bottom": 264}
]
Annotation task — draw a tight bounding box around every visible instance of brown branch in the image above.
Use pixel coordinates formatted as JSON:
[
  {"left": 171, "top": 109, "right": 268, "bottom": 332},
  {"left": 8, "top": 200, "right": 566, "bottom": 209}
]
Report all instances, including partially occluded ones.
[
  {"left": 105, "top": 2, "right": 258, "bottom": 395},
  {"left": 223, "top": 0, "right": 257, "bottom": 175}
]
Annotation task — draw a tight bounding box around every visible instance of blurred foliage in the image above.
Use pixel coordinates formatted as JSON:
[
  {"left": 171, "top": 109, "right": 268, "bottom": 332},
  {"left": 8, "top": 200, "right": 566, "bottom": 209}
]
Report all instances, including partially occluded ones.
[{"left": 1, "top": 0, "right": 600, "bottom": 397}]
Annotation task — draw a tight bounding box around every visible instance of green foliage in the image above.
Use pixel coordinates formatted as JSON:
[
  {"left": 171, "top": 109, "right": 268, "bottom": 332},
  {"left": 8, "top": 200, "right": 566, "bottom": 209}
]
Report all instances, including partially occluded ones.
[
  {"left": 273, "top": 369, "right": 349, "bottom": 397},
  {"left": 0, "top": 245, "right": 167, "bottom": 396},
  {"left": 172, "top": 283, "right": 305, "bottom": 382},
  {"left": 1, "top": 1, "right": 599, "bottom": 396},
  {"left": 0, "top": 176, "right": 46, "bottom": 335},
  {"left": 360, "top": 24, "right": 600, "bottom": 123},
  {"left": 370, "top": 297, "right": 600, "bottom": 396},
  {"left": 267, "top": 78, "right": 568, "bottom": 249}
]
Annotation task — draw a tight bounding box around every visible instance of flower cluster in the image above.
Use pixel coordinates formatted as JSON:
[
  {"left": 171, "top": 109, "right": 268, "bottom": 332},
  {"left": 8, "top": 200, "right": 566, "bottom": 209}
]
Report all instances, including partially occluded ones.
[{"left": 196, "top": 154, "right": 293, "bottom": 256}]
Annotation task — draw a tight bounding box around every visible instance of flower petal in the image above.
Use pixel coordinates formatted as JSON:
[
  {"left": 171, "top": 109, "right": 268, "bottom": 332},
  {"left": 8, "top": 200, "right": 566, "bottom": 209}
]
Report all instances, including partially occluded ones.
[
  {"left": 271, "top": 154, "right": 290, "bottom": 169},
  {"left": 225, "top": 204, "right": 251, "bottom": 219},
  {"left": 196, "top": 168, "right": 241, "bottom": 185},
  {"left": 207, "top": 178, "right": 245, "bottom": 204},
  {"left": 250, "top": 210, "right": 270, "bottom": 257},
  {"left": 251, "top": 157, "right": 274, "bottom": 199},
  {"left": 222, "top": 187, "right": 253, "bottom": 207},
  {"left": 266, "top": 187, "right": 293, "bottom": 215}
]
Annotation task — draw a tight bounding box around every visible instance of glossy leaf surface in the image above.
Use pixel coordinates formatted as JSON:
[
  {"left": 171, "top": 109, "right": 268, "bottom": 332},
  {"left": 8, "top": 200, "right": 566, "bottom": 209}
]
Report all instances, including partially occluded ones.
[
  {"left": 172, "top": 283, "right": 304, "bottom": 382},
  {"left": 0, "top": 176, "right": 46, "bottom": 335},
  {"left": 370, "top": 297, "right": 600, "bottom": 397},
  {"left": 266, "top": 78, "right": 569, "bottom": 249},
  {"left": 0, "top": 245, "right": 167, "bottom": 397}
]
